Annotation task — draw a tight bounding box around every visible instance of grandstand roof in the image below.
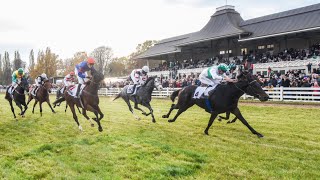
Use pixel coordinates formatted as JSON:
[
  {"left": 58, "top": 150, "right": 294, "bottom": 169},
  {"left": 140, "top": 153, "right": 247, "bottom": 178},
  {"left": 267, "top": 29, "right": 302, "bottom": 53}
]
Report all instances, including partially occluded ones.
[{"left": 137, "top": 3, "right": 320, "bottom": 59}]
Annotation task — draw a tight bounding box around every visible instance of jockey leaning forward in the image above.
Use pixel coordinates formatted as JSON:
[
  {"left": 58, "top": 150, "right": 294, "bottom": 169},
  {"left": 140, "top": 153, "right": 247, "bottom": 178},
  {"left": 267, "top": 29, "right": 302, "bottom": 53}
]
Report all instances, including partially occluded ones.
[{"left": 74, "top": 57, "right": 95, "bottom": 98}]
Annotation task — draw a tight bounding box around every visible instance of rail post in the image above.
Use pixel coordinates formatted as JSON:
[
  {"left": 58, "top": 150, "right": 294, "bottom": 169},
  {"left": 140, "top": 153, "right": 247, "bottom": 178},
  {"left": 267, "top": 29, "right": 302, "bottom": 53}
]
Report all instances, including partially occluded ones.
[{"left": 280, "top": 86, "right": 283, "bottom": 101}]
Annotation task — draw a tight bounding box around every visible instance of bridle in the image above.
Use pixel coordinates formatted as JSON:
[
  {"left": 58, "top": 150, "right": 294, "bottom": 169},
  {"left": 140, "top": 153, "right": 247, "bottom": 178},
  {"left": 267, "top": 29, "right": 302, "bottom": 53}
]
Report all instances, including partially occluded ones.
[{"left": 234, "top": 78, "right": 262, "bottom": 98}]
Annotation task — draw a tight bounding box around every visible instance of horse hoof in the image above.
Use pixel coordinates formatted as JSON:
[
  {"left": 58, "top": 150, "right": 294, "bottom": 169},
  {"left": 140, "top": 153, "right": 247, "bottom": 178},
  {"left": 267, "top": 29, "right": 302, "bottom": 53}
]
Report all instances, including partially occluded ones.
[
  {"left": 142, "top": 112, "right": 147, "bottom": 115},
  {"left": 162, "top": 115, "right": 168, "bottom": 118},
  {"left": 204, "top": 131, "right": 209, "bottom": 135},
  {"left": 218, "top": 118, "right": 222, "bottom": 121},
  {"left": 79, "top": 126, "right": 83, "bottom": 131},
  {"left": 52, "top": 111, "right": 56, "bottom": 114},
  {"left": 98, "top": 127, "right": 103, "bottom": 132},
  {"left": 168, "top": 119, "right": 174, "bottom": 123},
  {"left": 257, "top": 134, "right": 264, "bottom": 138},
  {"left": 152, "top": 120, "right": 156, "bottom": 123},
  {"left": 91, "top": 124, "right": 94, "bottom": 127}
]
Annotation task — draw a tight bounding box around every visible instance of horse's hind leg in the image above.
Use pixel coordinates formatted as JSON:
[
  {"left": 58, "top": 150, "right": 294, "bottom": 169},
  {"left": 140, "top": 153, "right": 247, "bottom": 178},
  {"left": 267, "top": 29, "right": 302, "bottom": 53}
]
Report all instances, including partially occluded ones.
[
  {"left": 227, "top": 117, "right": 238, "bottom": 124},
  {"left": 65, "top": 103, "right": 68, "bottom": 112},
  {"left": 218, "top": 112, "right": 230, "bottom": 121},
  {"left": 168, "top": 105, "right": 193, "bottom": 123},
  {"left": 82, "top": 109, "right": 94, "bottom": 127},
  {"left": 232, "top": 107, "right": 263, "bottom": 138},
  {"left": 26, "top": 95, "right": 33, "bottom": 106},
  {"left": 124, "top": 98, "right": 140, "bottom": 120},
  {"left": 134, "top": 103, "right": 147, "bottom": 115},
  {"left": 69, "top": 103, "right": 82, "bottom": 131},
  {"left": 204, "top": 112, "right": 219, "bottom": 135},
  {"left": 162, "top": 104, "right": 178, "bottom": 118},
  {"left": 8, "top": 100, "right": 17, "bottom": 119}
]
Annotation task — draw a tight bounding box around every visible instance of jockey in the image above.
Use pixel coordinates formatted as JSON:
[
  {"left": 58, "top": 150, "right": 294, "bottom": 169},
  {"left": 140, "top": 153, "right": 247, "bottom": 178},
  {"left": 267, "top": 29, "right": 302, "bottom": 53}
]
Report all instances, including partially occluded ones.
[
  {"left": 227, "top": 63, "right": 237, "bottom": 79},
  {"left": 57, "top": 71, "right": 76, "bottom": 99},
  {"left": 11, "top": 68, "right": 26, "bottom": 94},
  {"left": 130, "top": 65, "right": 149, "bottom": 96},
  {"left": 199, "top": 63, "right": 234, "bottom": 97},
  {"left": 64, "top": 71, "right": 76, "bottom": 87},
  {"left": 74, "top": 57, "right": 95, "bottom": 98},
  {"left": 32, "top": 73, "right": 48, "bottom": 96}
]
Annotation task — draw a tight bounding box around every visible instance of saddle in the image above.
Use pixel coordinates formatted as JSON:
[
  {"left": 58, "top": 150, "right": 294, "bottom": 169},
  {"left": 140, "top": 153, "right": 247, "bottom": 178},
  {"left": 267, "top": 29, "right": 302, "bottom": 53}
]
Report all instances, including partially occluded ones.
[
  {"left": 193, "top": 86, "right": 215, "bottom": 99},
  {"left": 67, "top": 84, "right": 86, "bottom": 97},
  {"left": 127, "top": 85, "right": 141, "bottom": 94}
]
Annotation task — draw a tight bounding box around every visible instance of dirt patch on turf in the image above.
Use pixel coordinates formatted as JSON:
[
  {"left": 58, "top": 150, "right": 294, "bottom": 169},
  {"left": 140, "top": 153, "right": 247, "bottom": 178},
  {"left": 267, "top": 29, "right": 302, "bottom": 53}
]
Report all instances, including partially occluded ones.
[{"left": 239, "top": 101, "right": 320, "bottom": 109}]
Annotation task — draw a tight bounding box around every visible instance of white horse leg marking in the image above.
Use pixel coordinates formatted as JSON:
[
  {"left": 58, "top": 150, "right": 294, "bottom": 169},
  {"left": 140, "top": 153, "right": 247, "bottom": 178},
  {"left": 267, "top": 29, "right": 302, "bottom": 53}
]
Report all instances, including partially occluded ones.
[{"left": 79, "top": 125, "right": 83, "bottom": 131}]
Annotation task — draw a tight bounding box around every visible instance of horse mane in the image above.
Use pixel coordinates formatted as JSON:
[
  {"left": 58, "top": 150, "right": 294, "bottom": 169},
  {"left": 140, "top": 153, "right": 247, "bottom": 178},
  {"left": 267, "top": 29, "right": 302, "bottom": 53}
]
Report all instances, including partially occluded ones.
[{"left": 142, "top": 76, "right": 155, "bottom": 87}]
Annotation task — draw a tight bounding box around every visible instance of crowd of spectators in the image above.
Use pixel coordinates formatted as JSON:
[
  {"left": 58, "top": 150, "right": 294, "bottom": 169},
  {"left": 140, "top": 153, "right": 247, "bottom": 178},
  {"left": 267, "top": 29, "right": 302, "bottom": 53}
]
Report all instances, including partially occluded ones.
[{"left": 150, "top": 43, "right": 320, "bottom": 73}]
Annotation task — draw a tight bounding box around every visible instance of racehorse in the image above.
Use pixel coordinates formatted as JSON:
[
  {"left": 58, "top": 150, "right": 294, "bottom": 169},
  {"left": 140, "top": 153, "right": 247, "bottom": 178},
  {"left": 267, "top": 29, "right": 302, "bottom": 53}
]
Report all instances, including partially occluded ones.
[
  {"left": 53, "top": 86, "right": 81, "bottom": 114},
  {"left": 162, "top": 71, "right": 269, "bottom": 138},
  {"left": 54, "top": 69, "right": 105, "bottom": 132},
  {"left": 27, "top": 80, "right": 55, "bottom": 116},
  {"left": 5, "top": 78, "right": 30, "bottom": 118},
  {"left": 113, "top": 77, "right": 161, "bottom": 123}
]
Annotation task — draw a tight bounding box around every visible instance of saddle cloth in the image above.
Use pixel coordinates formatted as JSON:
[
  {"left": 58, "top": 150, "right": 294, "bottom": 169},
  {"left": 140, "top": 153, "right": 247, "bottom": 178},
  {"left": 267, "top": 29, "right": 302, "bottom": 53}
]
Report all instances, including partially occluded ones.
[
  {"left": 67, "top": 84, "right": 86, "bottom": 97},
  {"left": 126, "top": 85, "right": 140, "bottom": 94},
  {"left": 193, "top": 86, "right": 215, "bottom": 99}
]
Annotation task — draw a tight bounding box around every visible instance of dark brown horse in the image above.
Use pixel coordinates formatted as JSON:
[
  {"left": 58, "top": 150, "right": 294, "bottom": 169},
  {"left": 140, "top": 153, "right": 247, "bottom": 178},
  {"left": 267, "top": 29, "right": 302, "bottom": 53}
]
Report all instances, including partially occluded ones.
[
  {"left": 27, "top": 80, "right": 55, "bottom": 116},
  {"left": 5, "top": 77, "right": 30, "bottom": 118},
  {"left": 54, "top": 69, "right": 105, "bottom": 132},
  {"left": 163, "top": 71, "right": 269, "bottom": 138}
]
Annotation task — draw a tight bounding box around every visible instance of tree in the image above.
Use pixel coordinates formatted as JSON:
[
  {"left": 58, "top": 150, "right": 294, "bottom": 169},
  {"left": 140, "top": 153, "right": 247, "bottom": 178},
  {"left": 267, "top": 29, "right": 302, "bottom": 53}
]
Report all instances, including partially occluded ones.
[
  {"left": 13, "top": 51, "right": 23, "bottom": 71},
  {"left": 90, "top": 46, "right": 113, "bottom": 76},
  {"left": 3, "top": 52, "right": 12, "bottom": 85},
  {"left": 107, "top": 57, "right": 128, "bottom": 77},
  {"left": 127, "top": 40, "right": 158, "bottom": 70},
  {"left": 0, "top": 54, "right": 2, "bottom": 84},
  {"left": 31, "top": 47, "right": 60, "bottom": 79},
  {"left": 28, "top": 49, "right": 35, "bottom": 81},
  {"left": 63, "top": 51, "right": 88, "bottom": 76}
]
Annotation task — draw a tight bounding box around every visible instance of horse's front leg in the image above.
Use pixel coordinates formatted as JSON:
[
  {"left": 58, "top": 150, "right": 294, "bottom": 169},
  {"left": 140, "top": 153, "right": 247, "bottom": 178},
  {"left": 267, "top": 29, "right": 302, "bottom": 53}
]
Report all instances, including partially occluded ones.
[
  {"left": 46, "top": 98, "right": 55, "bottom": 113},
  {"left": 232, "top": 107, "right": 263, "bottom": 138},
  {"left": 32, "top": 100, "right": 38, "bottom": 114},
  {"left": 134, "top": 103, "right": 147, "bottom": 115},
  {"left": 86, "top": 104, "right": 103, "bottom": 132},
  {"left": 218, "top": 112, "right": 230, "bottom": 121},
  {"left": 8, "top": 100, "right": 17, "bottom": 119},
  {"left": 204, "top": 112, "right": 219, "bottom": 135},
  {"left": 82, "top": 108, "right": 94, "bottom": 127},
  {"left": 21, "top": 101, "right": 28, "bottom": 117},
  {"left": 142, "top": 101, "right": 155, "bottom": 123}
]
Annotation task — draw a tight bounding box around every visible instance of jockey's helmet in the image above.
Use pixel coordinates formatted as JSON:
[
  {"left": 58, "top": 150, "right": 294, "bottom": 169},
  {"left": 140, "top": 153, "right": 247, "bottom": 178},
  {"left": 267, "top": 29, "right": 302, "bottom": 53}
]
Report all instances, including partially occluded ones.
[
  {"left": 142, "top": 66, "right": 150, "bottom": 74},
  {"left": 18, "top": 68, "right": 24, "bottom": 75},
  {"left": 217, "top": 63, "right": 229, "bottom": 72}
]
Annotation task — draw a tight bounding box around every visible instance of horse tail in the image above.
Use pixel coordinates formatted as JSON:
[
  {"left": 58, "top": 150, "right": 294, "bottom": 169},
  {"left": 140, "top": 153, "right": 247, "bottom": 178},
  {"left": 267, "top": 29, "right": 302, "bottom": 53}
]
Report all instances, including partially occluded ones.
[
  {"left": 113, "top": 93, "right": 121, "bottom": 101},
  {"left": 170, "top": 89, "right": 181, "bottom": 102}
]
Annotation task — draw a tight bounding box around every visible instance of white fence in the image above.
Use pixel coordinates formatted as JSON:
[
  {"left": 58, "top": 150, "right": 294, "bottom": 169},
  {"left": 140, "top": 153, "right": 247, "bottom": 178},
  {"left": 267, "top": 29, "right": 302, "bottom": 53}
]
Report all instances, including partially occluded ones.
[{"left": 1, "top": 87, "right": 320, "bottom": 102}]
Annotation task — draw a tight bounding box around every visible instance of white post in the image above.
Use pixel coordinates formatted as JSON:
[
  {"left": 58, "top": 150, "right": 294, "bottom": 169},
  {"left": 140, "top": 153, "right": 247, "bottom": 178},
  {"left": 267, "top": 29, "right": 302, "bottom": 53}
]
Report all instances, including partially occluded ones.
[
  {"left": 280, "top": 86, "right": 283, "bottom": 101},
  {"left": 167, "top": 88, "right": 169, "bottom": 97}
]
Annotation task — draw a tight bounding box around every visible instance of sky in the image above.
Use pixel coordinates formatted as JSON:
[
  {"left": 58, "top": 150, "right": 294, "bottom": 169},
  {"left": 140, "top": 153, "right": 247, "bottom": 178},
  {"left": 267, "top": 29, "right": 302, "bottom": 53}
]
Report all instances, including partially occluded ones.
[{"left": 0, "top": 0, "right": 319, "bottom": 62}]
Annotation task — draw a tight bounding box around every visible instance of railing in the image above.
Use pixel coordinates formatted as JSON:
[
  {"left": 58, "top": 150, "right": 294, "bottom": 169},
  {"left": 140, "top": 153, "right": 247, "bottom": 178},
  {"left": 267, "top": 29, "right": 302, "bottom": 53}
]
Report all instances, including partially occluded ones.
[{"left": 2, "top": 87, "right": 320, "bottom": 102}]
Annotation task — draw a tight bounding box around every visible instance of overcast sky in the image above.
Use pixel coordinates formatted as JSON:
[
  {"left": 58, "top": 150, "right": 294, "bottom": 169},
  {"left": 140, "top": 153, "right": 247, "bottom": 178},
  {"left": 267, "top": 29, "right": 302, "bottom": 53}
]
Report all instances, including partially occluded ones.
[{"left": 0, "top": 0, "right": 319, "bottom": 62}]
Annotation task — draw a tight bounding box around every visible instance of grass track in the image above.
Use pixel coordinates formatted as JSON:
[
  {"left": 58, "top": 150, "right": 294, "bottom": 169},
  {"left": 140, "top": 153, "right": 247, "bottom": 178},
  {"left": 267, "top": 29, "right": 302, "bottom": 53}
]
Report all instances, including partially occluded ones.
[{"left": 0, "top": 94, "right": 319, "bottom": 179}]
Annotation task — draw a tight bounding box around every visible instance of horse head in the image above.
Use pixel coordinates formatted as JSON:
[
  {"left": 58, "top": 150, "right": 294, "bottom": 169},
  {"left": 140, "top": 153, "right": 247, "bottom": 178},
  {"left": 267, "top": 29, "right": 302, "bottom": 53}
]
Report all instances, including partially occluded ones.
[
  {"left": 143, "top": 76, "right": 162, "bottom": 91},
  {"left": 20, "top": 77, "right": 30, "bottom": 93},
  {"left": 43, "top": 80, "right": 52, "bottom": 93},
  {"left": 91, "top": 69, "right": 104, "bottom": 84},
  {"left": 237, "top": 71, "right": 269, "bottom": 101}
]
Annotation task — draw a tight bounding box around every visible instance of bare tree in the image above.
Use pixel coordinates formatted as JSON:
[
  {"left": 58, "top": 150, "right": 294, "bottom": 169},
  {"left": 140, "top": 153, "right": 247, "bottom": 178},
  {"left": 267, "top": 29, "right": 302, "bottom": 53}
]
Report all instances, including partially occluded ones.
[{"left": 90, "top": 46, "right": 113, "bottom": 76}]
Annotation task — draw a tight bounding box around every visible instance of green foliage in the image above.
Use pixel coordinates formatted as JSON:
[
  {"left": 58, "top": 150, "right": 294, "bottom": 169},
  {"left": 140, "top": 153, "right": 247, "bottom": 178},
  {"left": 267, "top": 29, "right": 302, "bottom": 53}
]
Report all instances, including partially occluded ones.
[{"left": 1, "top": 95, "right": 319, "bottom": 179}]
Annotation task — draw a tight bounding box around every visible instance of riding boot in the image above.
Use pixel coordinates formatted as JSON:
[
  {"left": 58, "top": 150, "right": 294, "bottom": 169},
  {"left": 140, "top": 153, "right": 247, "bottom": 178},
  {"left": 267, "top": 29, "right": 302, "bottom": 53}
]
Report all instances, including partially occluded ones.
[
  {"left": 33, "top": 86, "right": 38, "bottom": 96},
  {"left": 131, "top": 84, "right": 137, "bottom": 96},
  {"left": 75, "top": 84, "right": 81, "bottom": 98}
]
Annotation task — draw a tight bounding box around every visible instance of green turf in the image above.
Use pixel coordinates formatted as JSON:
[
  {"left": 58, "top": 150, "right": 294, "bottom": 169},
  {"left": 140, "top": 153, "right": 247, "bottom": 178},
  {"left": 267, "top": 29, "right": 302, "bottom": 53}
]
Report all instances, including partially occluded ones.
[{"left": 0, "top": 94, "right": 319, "bottom": 179}]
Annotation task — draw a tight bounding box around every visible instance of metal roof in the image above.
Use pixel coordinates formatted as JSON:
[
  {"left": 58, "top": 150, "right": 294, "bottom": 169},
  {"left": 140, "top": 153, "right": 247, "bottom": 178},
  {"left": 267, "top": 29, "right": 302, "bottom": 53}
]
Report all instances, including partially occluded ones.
[
  {"left": 139, "top": 3, "right": 320, "bottom": 59},
  {"left": 239, "top": 3, "right": 320, "bottom": 41}
]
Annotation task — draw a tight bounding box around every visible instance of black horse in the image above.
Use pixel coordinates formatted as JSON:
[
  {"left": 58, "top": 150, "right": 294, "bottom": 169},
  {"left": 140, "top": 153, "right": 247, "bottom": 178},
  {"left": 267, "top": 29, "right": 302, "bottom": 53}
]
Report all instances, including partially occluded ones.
[
  {"left": 5, "top": 78, "right": 30, "bottom": 118},
  {"left": 113, "top": 77, "right": 161, "bottom": 122},
  {"left": 162, "top": 71, "right": 269, "bottom": 138}
]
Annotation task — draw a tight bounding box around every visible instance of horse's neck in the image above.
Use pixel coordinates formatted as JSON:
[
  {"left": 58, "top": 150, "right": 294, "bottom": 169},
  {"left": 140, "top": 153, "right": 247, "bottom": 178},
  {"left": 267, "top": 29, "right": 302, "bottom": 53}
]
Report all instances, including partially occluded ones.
[
  {"left": 144, "top": 81, "right": 154, "bottom": 94},
  {"left": 85, "top": 82, "right": 99, "bottom": 93},
  {"left": 230, "top": 81, "right": 247, "bottom": 99}
]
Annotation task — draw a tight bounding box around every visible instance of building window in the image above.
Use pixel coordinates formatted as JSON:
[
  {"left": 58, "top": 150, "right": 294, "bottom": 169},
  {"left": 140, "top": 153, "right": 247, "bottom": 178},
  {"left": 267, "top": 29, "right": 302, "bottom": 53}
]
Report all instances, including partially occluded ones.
[
  {"left": 219, "top": 51, "right": 225, "bottom": 55},
  {"left": 258, "top": 45, "right": 265, "bottom": 50},
  {"left": 267, "top": 44, "right": 274, "bottom": 50},
  {"left": 241, "top": 48, "right": 247, "bottom": 55}
]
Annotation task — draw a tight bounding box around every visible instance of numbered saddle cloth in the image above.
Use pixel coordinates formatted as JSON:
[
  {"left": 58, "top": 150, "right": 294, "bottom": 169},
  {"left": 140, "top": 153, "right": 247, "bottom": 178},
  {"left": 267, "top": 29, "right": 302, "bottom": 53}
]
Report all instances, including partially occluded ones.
[
  {"left": 193, "top": 86, "right": 215, "bottom": 99},
  {"left": 126, "top": 85, "right": 140, "bottom": 94},
  {"left": 67, "top": 84, "right": 86, "bottom": 96}
]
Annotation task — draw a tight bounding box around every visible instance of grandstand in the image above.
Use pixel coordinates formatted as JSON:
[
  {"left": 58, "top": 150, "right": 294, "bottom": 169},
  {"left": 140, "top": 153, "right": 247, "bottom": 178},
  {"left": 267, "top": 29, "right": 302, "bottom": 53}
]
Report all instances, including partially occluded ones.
[{"left": 136, "top": 3, "right": 320, "bottom": 78}]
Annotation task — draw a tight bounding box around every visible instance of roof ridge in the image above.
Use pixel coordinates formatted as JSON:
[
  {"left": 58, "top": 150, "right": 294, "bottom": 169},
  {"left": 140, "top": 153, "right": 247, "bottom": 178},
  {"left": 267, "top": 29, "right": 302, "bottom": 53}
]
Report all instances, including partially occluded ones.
[{"left": 241, "top": 3, "right": 320, "bottom": 26}]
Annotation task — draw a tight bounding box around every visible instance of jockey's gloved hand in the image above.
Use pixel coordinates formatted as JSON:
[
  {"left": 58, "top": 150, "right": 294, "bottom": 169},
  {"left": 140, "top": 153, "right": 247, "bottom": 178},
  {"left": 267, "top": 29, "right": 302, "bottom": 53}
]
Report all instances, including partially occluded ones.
[{"left": 223, "top": 76, "right": 235, "bottom": 83}]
